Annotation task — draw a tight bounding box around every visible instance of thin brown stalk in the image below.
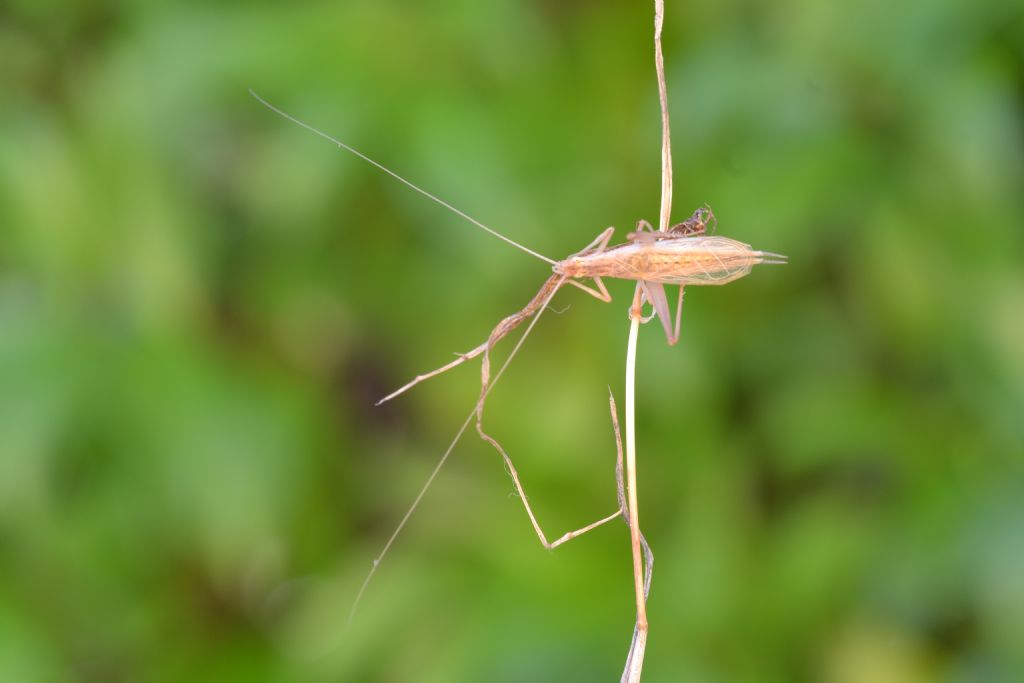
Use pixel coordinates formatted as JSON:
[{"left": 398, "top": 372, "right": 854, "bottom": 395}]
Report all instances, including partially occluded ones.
[{"left": 621, "top": 1, "right": 673, "bottom": 681}]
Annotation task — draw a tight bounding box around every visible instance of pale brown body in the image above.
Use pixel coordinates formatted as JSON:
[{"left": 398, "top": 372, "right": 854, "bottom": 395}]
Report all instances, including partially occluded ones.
[
  {"left": 553, "top": 223, "right": 785, "bottom": 344},
  {"left": 557, "top": 235, "right": 785, "bottom": 286}
]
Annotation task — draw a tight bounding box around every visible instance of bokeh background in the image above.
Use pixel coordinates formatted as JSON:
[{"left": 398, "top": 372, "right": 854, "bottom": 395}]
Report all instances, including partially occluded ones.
[{"left": 2, "top": 0, "right": 1022, "bottom": 681}]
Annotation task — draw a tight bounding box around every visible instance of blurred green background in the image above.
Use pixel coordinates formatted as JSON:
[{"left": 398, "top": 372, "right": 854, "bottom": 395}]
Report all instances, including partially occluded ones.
[{"left": 2, "top": 0, "right": 1022, "bottom": 681}]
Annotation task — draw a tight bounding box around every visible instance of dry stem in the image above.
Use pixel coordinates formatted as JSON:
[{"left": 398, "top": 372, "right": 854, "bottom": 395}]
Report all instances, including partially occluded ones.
[{"left": 621, "top": 1, "right": 673, "bottom": 681}]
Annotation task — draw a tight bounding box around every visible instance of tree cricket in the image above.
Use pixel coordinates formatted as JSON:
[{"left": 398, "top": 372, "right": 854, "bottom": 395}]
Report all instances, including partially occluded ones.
[{"left": 250, "top": 90, "right": 786, "bottom": 626}]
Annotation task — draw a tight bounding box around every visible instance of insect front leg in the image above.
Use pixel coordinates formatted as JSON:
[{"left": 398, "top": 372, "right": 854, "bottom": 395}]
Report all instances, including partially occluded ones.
[
  {"left": 565, "top": 276, "right": 611, "bottom": 303},
  {"left": 563, "top": 227, "right": 615, "bottom": 302},
  {"left": 375, "top": 340, "right": 490, "bottom": 405},
  {"left": 376, "top": 274, "right": 565, "bottom": 405}
]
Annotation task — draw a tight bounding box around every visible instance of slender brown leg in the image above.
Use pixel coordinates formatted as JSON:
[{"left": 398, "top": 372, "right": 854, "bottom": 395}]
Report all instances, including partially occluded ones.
[
  {"left": 566, "top": 275, "right": 611, "bottom": 302},
  {"left": 462, "top": 229, "right": 628, "bottom": 550},
  {"left": 575, "top": 226, "right": 616, "bottom": 256},
  {"left": 376, "top": 340, "right": 490, "bottom": 405},
  {"left": 473, "top": 282, "right": 625, "bottom": 549},
  {"left": 476, "top": 416, "right": 623, "bottom": 548}
]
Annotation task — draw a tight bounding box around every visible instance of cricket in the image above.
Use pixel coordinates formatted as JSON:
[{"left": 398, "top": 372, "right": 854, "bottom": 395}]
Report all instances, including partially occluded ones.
[
  {"left": 252, "top": 82, "right": 783, "bottom": 631},
  {"left": 252, "top": 7, "right": 783, "bottom": 678}
]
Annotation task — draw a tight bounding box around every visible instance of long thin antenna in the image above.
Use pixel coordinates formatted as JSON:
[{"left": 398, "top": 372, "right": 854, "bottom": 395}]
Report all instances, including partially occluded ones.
[{"left": 249, "top": 89, "right": 557, "bottom": 266}]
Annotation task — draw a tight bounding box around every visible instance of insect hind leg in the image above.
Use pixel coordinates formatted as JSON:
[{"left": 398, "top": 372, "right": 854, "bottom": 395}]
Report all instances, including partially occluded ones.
[{"left": 473, "top": 369, "right": 632, "bottom": 551}]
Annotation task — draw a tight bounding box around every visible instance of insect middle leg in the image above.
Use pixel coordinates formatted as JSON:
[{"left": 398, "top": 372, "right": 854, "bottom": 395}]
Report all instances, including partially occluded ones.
[
  {"left": 636, "top": 280, "right": 688, "bottom": 345},
  {"left": 628, "top": 211, "right": 708, "bottom": 344}
]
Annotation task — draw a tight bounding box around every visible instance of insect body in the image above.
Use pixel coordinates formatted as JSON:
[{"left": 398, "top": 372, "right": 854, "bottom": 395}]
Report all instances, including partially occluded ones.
[
  {"left": 375, "top": 207, "right": 785, "bottom": 405},
  {"left": 549, "top": 213, "right": 786, "bottom": 345},
  {"left": 559, "top": 233, "right": 786, "bottom": 285}
]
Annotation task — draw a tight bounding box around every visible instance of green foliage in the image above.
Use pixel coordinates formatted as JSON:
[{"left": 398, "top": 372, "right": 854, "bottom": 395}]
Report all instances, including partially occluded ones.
[{"left": 1, "top": 0, "right": 1022, "bottom": 680}]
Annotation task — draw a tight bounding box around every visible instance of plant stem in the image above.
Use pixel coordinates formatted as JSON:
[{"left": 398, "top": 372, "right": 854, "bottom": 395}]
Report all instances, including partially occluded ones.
[
  {"left": 622, "top": 311, "right": 647, "bottom": 683},
  {"left": 622, "top": 2, "right": 672, "bottom": 681}
]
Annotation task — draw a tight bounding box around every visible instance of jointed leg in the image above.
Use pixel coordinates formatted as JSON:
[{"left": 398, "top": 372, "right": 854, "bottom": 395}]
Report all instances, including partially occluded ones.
[
  {"left": 472, "top": 281, "right": 629, "bottom": 550},
  {"left": 377, "top": 274, "right": 566, "bottom": 405},
  {"left": 350, "top": 276, "right": 574, "bottom": 619},
  {"left": 639, "top": 280, "right": 677, "bottom": 345},
  {"left": 380, "top": 226, "right": 618, "bottom": 405},
  {"left": 376, "top": 340, "right": 490, "bottom": 405},
  {"left": 566, "top": 275, "right": 611, "bottom": 302},
  {"left": 574, "top": 226, "right": 616, "bottom": 257},
  {"left": 477, "top": 419, "right": 623, "bottom": 548}
]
